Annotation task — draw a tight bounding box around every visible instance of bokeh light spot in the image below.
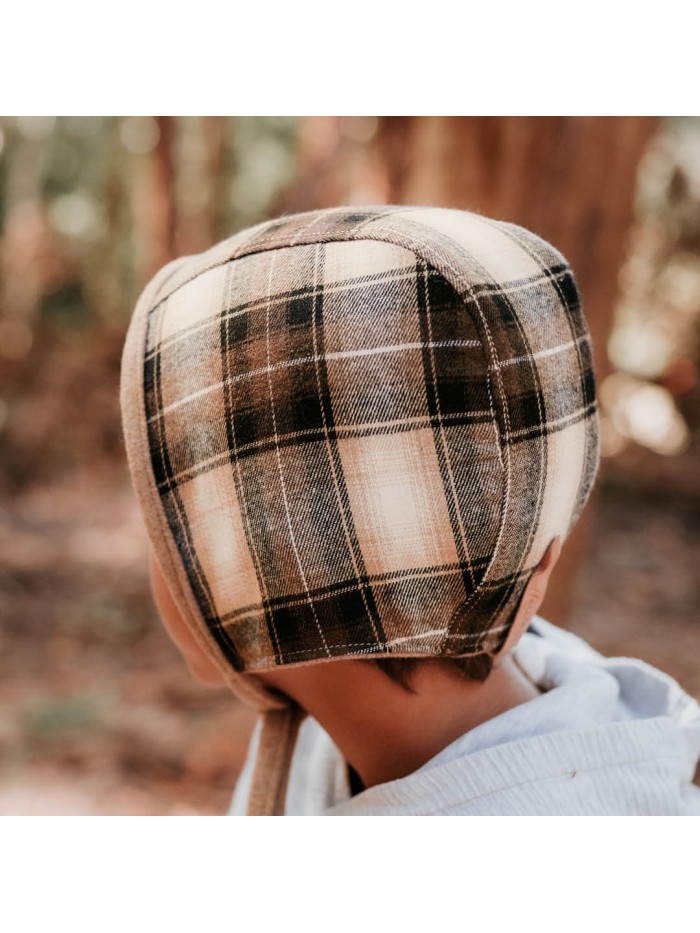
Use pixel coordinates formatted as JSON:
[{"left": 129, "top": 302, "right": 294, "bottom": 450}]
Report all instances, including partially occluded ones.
[
  {"left": 16, "top": 116, "right": 56, "bottom": 141},
  {"left": 120, "top": 116, "right": 160, "bottom": 155}
]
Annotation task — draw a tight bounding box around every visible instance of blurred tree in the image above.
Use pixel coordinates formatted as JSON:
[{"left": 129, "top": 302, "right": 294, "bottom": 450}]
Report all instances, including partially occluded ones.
[
  {"left": 0, "top": 117, "right": 301, "bottom": 492},
  {"left": 152, "top": 116, "right": 177, "bottom": 274},
  {"left": 174, "top": 117, "right": 228, "bottom": 256}
]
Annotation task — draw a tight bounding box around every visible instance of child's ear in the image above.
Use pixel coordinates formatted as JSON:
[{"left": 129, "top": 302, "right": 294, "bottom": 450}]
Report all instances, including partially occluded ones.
[{"left": 489, "top": 536, "right": 562, "bottom": 659}]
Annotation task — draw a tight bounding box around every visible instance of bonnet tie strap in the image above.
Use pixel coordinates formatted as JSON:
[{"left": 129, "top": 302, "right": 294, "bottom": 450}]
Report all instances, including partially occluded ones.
[{"left": 246, "top": 702, "right": 307, "bottom": 816}]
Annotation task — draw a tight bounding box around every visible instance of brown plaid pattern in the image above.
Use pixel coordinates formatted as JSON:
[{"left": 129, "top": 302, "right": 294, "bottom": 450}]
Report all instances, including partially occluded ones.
[{"left": 123, "top": 206, "right": 600, "bottom": 675}]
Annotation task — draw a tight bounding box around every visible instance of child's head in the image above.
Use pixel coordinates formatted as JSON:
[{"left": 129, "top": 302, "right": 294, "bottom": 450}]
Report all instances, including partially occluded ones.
[{"left": 121, "top": 205, "right": 600, "bottom": 810}]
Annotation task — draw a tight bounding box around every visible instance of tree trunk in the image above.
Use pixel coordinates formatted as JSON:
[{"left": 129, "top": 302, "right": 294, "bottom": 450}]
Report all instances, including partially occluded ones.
[{"left": 151, "top": 116, "right": 178, "bottom": 272}]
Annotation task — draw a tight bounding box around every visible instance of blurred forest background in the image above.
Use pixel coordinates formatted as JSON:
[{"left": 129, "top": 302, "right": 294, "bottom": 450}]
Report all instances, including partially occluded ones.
[{"left": 0, "top": 116, "right": 698, "bottom": 815}]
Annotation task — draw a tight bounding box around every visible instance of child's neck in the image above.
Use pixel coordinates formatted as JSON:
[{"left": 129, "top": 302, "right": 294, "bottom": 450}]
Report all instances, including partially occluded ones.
[{"left": 253, "top": 652, "right": 542, "bottom": 791}]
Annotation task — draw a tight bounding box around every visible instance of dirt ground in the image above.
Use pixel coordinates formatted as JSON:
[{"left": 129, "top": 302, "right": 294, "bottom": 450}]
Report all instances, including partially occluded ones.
[{"left": 0, "top": 448, "right": 698, "bottom": 815}]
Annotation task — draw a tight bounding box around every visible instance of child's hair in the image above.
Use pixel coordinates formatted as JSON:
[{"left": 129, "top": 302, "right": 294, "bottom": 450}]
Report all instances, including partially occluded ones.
[
  {"left": 371, "top": 654, "right": 494, "bottom": 692},
  {"left": 121, "top": 204, "right": 600, "bottom": 813}
]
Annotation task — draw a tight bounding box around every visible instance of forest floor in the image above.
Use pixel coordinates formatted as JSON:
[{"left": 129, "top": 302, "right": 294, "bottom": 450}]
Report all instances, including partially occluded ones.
[{"left": 1, "top": 447, "right": 699, "bottom": 815}]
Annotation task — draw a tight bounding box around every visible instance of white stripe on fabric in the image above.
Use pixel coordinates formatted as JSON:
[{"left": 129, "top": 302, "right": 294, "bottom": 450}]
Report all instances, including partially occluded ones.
[
  {"left": 148, "top": 339, "right": 483, "bottom": 422},
  {"left": 492, "top": 334, "right": 589, "bottom": 370},
  {"left": 265, "top": 249, "right": 331, "bottom": 658}
]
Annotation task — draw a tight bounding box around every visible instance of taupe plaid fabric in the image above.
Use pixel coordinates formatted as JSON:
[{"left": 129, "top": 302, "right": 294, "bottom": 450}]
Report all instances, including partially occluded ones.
[{"left": 122, "top": 206, "right": 599, "bottom": 682}]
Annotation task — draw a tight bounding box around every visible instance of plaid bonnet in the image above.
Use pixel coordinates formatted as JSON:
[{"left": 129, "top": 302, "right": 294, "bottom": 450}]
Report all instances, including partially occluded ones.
[{"left": 120, "top": 205, "right": 600, "bottom": 815}]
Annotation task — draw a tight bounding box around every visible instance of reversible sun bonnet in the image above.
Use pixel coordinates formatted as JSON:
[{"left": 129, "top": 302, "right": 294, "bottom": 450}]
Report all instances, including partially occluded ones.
[{"left": 120, "top": 205, "right": 600, "bottom": 815}]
